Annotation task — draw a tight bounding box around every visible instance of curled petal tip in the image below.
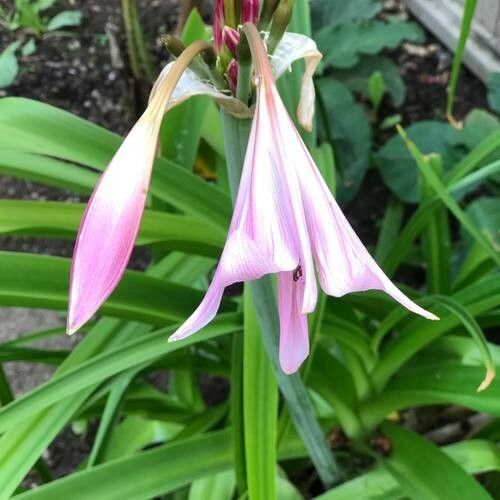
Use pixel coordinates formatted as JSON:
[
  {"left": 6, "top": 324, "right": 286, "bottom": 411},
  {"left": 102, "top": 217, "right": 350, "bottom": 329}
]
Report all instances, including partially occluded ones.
[
  {"left": 477, "top": 368, "right": 495, "bottom": 392},
  {"left": 429, "top": 313, "right": 440, "bottom": 321}
]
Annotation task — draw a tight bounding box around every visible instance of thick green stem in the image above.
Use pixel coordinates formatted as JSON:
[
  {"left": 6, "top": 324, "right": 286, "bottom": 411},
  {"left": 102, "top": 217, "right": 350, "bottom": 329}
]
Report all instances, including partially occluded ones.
[{"left": 221, "top": 110, "right": 342, "bottom": 488}]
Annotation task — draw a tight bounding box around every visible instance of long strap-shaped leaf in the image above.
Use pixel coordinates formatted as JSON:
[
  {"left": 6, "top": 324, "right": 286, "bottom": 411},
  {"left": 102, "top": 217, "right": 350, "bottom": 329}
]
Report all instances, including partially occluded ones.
[
  {"left": 0, "top": 201, "right": 225, "bottom": 257},
  {"left": 0, "top": 251, "right": 235, "bottom": 325}
]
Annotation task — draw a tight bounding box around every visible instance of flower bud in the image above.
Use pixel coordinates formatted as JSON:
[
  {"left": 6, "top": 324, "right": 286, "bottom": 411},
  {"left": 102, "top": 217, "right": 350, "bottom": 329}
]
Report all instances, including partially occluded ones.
[
  {"left": 227, "top": 59, "right": 239, "bottom": 94},
  {"left": 223, "top": 26, "right": 240, "bottom": 55},
  {"left": 242, "top": 0, "right": 260, "bottom": 23}
]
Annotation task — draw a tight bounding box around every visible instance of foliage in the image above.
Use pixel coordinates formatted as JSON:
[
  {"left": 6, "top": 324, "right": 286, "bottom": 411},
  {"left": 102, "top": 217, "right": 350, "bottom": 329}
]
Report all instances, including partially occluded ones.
[
  {"left": 0, "top": 1, "right": 498, "bottom": 499},
  {"left": 311, "top": 0, "right": 424, "bottom": 203},
  {"left": 0, "top": 0, "right": 82, "bottom": 88}
]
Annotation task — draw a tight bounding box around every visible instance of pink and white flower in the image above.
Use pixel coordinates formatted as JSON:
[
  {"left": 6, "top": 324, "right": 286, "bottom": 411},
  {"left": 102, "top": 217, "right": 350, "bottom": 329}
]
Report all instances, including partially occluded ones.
[{"left": 169, "top": 26, "right": 438, "bottom": 373}]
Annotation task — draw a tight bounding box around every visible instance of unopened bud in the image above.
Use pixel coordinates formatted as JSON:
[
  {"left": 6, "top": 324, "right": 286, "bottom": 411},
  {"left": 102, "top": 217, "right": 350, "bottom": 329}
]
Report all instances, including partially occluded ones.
[
  {"left": 259, "top": 0, "right": 279, "bottom": 27},
  {"left": 267, "top": 0, "right": 294, "bottom": 54},
  {"left": 213, "top": 0, "right": 225, "bottom": 50},
  {"left": 162, "top": 34, "right": 185, "bottom": 58},
  {"left": 237, "top": 30, "right": 251, "bottom": 65},
  {"left": 242, "top": 0, "right": 260, "bottom": 23},
  {"left": 223, "top": 26, "right": 240, "bottom": 55},
  {"left": 200, "top": 46, "right": 218, "bottom": 68},
  {"left": 227, "top": 59, "right": 238, "bottom": 94}
]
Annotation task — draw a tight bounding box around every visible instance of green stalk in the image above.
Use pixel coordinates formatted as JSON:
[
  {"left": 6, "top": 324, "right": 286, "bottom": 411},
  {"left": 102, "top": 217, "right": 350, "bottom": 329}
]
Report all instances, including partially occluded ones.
[
  {"left": 121, "top": 0, "right": 154, "bottom": 82},
  {"left": 446, "top": 0, "right": 477, "bottom": 125},
  {"left": 230, "top": 333, "right": 247, "bottom": 495},
  {"left": 221, "top": 110, "right": 342, "bottom": 488},
  {"left": 243, "top": 287, "right": 278, "bottom": 500},
  {"left": 121, "top": 0, "right": 142, "bottom": 80}
]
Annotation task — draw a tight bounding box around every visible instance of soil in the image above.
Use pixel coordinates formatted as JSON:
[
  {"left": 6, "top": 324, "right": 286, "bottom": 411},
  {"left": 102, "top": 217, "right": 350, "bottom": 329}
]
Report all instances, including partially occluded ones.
[{"left": 0, "top": 0, "right": 493, "bottom": 488}]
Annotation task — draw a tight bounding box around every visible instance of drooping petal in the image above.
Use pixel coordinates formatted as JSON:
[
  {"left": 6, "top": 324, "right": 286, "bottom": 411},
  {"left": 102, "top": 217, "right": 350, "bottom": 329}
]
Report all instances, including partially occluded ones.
[
  {"left": 67, "top": 115, "right": 160, "bottom": 334},
  {"left": 170, "top": 88, "right": 307, "bottom": 341},
  {"left": 287, "top": 125, "right": 438, "bottom": 320},
  {"left": 278, "top": 271, "right": 310, "bottom": 374},
  {"left": 170, "top": 229, "right": 286, "bottom": 341},
  {"left": 271, "top": 33, "right": 322, "bottom": 131},
  {"left": 258, "top": 82, "right": 318, "bottom": 314}
]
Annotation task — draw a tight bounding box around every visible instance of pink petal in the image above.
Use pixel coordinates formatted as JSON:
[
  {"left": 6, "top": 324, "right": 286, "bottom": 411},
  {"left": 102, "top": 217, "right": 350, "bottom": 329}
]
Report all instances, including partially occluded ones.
[
  {"left": 278, "top": 271, "right": 309, "bottom": 374},
  {"left": 67, "top": 117, "right": 160, "bottom": 334},
  {"left": 259, "top": 84, "right": 318, "bottom": 314},
  {"left": 287, "top": 125, "right": 438, "bottom": 321},
  {"left": 170, "top": 229, "right": 285, "bottom": 341}
]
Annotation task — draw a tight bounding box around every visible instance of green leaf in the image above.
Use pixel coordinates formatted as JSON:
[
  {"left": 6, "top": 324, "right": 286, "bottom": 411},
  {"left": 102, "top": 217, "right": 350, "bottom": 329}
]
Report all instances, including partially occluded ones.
[
  {"left": 0, "top": 314, "right": 240, "bottom": 434},
  {"left": 446, "top": 0, "right": 478, "bottom": 120},
  {"left": 311, "top": 0, "right": 381, "bottom": 31},
  {"left": 188, "top": 470, "right": 235, "bottom": 500},
  {"left": 46, "top": 10, "right": 82, "bottom": 31},
  {"left": 0, "top": 41, "right": 21, "bottom": 88},
  {"left": 381, "top": 422, "right": 491, "bottom": 500},
  {"left": 317, "top": 439, "right": 498, "bottom": 500},
  {"left": 398, "top": 126, "right": 500, "bottom": 266},
  {"left": 488, "top": 72, "right": 500, "bottom": 114},
  {"left": 21, "top": 38, "right": 36, "bottom": 56},
  {"left": 0, "top": 251, "right": 232, "bottom": 325},
  {"left": 334, "top": 55, "right": 406, "bottom": 107},
  {"left": 14, "top": 430, "right": 233, "bottom": 500},
  {"left": 0, "top": 200, "right": 225, "bottom": 257},
  {"left": 317, "top": 78, "right": 372, "bottom": 203},
  {"left": 465, "top": 197, "right": 500, "bottom": 249},
  {"left": 0, "top": 255, "right": 214, "bottom": 496},
  {"left": 368, "top": 70, "right": 385, "bottom": 112},
  {"left": 0, "top": 98, "right": 232, "bottom": 230},
  {"left": 243, "top": 288, "right": 278, "bottom": 500},
  {"left": 317, "top": 20, "right": 424, "bottom": 69},
  {"left": 371, "top": 273, "right": 500, "bottom": 392},
  {"left": 376, "top": 121, "right": 457, "bottom": 203}
]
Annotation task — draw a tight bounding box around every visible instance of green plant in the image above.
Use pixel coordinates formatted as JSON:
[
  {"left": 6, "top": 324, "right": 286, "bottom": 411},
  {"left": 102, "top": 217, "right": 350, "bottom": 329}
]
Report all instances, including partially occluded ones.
[
  {"left": 0, "top": 2, "right": 498, "bottom": 499},
  {"left": 0, "top": 0, "right": 82, "bottom": 89}
]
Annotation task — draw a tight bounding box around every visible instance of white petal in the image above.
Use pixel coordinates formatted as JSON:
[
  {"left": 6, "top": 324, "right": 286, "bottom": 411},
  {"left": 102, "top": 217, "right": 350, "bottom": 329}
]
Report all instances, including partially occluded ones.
[
  {"left": 271, "top": 33, "right": 323, "bottom": 131},
  {"left": 150, "top": 63, "right": 253, "bottom": 118}
]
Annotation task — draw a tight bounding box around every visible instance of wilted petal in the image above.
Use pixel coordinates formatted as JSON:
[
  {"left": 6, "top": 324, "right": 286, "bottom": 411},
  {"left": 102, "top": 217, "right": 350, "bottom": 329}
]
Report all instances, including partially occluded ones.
[
  {"left": 68, "top": 116, "right": 160, "bottom": 334},
  {"left": 150, "top": 63, "right": 253, "bottom": 118},
  {"left": 288, "top": 128, "right": 438, "bottom": 320},
  {"left": 150, "top": 33, "right": 322, "bottom": 124},
  {"left": 271, "top": 33, "right": 322, "bottom": 131},
  {"left": 278, "top": 271, "right": 309, "bottom": 374}
]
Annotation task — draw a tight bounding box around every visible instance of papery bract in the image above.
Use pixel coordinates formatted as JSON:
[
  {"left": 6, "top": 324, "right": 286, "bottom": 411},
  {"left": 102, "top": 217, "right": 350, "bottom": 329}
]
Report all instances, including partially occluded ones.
[{"left": 170, "top": 24, "right": 438, "bottom": 374}]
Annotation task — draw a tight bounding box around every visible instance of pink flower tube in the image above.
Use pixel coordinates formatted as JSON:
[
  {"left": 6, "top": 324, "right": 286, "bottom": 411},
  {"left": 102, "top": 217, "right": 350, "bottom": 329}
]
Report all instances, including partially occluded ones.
[
  {"left": 170, "top": 24, "right": 438, "bottom": 373},
  {"left": 67, "top": 41, "right": 211, "bottom": 335}
]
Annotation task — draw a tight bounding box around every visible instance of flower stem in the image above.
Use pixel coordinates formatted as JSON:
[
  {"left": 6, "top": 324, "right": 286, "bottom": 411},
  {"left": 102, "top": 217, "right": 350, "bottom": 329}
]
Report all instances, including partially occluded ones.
[{"left": 221, "top": 110, "right": 342, "bottom": 488}]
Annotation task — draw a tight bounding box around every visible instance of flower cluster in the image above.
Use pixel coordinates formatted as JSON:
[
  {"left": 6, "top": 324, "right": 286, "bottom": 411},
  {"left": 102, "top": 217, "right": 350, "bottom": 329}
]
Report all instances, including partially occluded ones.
[{"left": 67, "top": 3, "right": 437, "bottom": 374}]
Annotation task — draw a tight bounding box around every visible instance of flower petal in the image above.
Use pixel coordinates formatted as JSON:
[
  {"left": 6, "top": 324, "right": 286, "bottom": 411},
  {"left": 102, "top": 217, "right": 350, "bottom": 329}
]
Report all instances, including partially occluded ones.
[
  {"left": 260, "top": 84, "right": 318, "bottom": 313},
  {"left": 271, "top": 32, "right": 322, "bottom": 131},
  {"left": 278, "top": 271, "right": 309, "bottom": 374},
  {"left": 150, "top": 63, "right": 253, "bottom": 118},
  {"left": 67, "top": 116, "right": 160, "bottom": 334},
  {"left": 170, "top": 229, "right": 285, "bottom": 341},
  {"left": 289, "top": 130, "right": 438, "bottom": 321}
]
